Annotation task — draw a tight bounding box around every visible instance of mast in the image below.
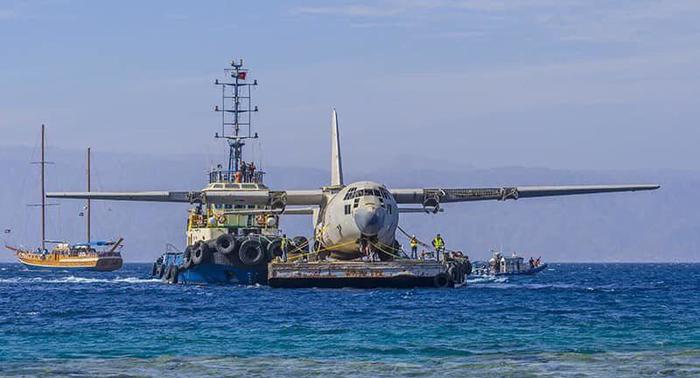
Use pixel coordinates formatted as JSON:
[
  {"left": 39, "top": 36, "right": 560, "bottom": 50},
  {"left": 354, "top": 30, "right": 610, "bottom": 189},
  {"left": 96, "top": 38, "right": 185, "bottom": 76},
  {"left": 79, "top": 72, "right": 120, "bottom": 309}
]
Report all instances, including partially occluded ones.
[
  {"left": 40, "top": 124, "right": 46, "bottom": 250},
  {"left": 86, "top": 147, "right": 91, "bottom": 243},
  {"left": 212, "top": 59, "right": 262, "bottom": 183}
]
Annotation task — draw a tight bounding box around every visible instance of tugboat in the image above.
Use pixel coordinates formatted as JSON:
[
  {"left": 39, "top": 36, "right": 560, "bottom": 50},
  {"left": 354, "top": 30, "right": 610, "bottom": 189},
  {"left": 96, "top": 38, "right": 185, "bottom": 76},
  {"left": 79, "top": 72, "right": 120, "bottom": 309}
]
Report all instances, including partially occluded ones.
[
  {"left": 5, "top": 127, "right": 124, "bottom": 271},
  {"left": 470, "top": 250, "right": 547, "bottom": 277},
  {"left": 152, "top": 60, "right": 308, "bottom": 285}
]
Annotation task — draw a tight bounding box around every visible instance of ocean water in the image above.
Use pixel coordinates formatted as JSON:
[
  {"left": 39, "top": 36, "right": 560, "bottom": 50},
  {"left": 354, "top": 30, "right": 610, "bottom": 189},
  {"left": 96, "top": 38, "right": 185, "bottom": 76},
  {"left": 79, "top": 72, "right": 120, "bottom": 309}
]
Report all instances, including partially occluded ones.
[{"left": 0, "top": 263, "right": 698, "bottom": 377}]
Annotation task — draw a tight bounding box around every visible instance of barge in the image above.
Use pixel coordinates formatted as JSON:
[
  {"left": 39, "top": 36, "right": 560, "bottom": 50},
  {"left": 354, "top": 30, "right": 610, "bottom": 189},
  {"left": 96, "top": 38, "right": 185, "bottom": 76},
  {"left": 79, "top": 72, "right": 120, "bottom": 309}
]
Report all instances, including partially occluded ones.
[{"left": 268, "top": 259, "right": 468, "bottom": 288}]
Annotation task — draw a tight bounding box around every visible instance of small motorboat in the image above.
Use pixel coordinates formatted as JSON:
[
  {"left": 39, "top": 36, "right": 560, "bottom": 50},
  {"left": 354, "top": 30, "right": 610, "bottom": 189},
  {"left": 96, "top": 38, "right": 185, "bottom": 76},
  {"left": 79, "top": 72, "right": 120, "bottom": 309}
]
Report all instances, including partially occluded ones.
[{"left": 470, "top": 251, "right": 547, "bottom": 277}]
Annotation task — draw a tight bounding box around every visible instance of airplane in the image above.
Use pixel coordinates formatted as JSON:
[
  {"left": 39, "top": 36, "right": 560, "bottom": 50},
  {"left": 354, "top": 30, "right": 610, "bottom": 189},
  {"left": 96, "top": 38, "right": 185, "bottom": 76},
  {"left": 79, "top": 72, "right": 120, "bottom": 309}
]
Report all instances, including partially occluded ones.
[{"left": 47, "top": 110, "right": 660, "bottom": 260}]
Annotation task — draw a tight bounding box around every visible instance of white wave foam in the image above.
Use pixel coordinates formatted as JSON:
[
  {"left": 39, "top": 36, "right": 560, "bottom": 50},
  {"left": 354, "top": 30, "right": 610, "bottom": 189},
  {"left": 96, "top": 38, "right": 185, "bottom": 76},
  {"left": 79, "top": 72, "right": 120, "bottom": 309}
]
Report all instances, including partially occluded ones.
[
  {"left": 467, "top": 276, "right": 508, "bottom": 284},
  {"left": 0, "top": 276, "right": 160, "bottom": 284}
]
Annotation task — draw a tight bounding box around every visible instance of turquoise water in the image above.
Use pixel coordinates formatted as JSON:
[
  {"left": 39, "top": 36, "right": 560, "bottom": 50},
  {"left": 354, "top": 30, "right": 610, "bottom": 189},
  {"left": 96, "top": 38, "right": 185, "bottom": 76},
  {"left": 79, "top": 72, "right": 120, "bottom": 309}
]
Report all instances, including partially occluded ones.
[{"left": 1, "top": 263, "right": 699, "bottom": 376}]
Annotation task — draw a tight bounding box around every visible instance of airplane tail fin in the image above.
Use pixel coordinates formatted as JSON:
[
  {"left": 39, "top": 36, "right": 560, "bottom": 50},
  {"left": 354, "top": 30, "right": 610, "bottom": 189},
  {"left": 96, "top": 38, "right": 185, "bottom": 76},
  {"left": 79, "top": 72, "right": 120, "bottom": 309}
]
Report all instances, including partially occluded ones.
[{"left": 331, "top": 108, "right": 344, "bottom": 187}]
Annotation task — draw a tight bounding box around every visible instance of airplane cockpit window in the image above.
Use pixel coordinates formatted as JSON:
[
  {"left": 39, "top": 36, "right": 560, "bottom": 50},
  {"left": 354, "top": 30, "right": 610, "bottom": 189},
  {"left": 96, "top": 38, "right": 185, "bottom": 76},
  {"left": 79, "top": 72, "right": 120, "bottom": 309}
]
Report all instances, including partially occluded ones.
[{"left": 343, "top": 187, "right": 357, "bottom": 201}]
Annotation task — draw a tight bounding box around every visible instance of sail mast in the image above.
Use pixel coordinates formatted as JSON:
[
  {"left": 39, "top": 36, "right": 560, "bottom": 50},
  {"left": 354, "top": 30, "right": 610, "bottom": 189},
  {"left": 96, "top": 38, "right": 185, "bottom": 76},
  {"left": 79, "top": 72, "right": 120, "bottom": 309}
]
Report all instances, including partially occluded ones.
[
  {"left": 40, "top": 124, "right": 46, "bottom": 250},
  {"left": 86, "top": 147, "right": 91, "bottom": 243}
]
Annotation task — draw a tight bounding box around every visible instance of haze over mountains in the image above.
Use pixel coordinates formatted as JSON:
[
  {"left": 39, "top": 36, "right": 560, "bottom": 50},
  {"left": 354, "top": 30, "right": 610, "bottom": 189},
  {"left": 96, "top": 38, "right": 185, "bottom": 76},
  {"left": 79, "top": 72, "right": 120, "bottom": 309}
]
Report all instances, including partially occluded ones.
[{"left": 0, "top": 145, "right": 696, "bottom": 263}]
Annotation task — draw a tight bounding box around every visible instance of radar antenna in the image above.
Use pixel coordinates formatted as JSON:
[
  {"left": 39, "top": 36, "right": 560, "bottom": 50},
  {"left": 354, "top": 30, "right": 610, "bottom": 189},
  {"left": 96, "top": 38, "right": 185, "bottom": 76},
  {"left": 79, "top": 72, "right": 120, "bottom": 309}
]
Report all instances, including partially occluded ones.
[{"left": 212, "top": 59, "right": 262, "bottom": 184}]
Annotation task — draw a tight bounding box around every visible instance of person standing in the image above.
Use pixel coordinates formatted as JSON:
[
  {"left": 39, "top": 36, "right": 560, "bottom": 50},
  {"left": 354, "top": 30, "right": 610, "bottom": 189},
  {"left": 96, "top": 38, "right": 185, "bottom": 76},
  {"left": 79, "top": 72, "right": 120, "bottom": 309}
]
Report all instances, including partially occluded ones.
[
  {"left": 409, "top": 235, "right": 418, "bottom": 259},
  {"left": 432, "top": 234, "right": 445, "bottom": 261},
  {"left": 240, "top": 161, "right": 248, "bottom": 182},
  {"left": 280, "top": 234, "right": 289, "bottom": 262},
  {"left": 249, "top": 162, "right": 256, "bottom": 182}
]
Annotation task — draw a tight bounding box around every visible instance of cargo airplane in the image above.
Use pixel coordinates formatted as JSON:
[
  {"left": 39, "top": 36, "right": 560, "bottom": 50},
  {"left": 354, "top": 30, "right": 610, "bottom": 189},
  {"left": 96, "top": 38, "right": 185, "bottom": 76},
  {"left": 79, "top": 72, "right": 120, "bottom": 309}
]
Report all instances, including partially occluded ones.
[{"left": 48, "top": 110, "right": 659, "bottom": 260}]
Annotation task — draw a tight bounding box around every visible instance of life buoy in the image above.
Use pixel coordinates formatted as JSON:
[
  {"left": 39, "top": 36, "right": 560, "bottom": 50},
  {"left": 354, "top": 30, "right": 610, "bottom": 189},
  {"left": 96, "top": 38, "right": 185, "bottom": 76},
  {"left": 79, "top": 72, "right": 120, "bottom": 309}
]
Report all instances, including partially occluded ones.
[{"left": 255, "top": 214, "right": 266, "bottom": 226}]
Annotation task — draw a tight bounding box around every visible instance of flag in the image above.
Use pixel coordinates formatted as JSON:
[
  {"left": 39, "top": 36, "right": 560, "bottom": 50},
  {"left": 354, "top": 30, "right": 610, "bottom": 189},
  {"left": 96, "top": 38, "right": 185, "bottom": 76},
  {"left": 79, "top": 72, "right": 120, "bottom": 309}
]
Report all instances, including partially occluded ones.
[{"left": 237, "top": 71, "right": 247, "bottom": 80}]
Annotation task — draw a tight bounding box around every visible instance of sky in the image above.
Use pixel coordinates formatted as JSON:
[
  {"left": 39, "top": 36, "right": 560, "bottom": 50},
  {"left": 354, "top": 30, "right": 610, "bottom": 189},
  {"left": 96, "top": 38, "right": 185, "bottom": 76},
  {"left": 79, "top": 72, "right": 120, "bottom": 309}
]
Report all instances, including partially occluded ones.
[{"left": 1, "top": 0, "right": 700, "bottom": 173}]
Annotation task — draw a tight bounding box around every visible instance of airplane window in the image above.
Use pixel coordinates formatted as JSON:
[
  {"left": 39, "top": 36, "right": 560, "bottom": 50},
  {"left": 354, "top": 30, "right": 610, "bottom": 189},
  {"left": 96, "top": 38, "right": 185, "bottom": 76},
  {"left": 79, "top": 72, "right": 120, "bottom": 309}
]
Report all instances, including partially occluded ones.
[{"left": 344, "top": 188, "right": 357, "bottom": 200}]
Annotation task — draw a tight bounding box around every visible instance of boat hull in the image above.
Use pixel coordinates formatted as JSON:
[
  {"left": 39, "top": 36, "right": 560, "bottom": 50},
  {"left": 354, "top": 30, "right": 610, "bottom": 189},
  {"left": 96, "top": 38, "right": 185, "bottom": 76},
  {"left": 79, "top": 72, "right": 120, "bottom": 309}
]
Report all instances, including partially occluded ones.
[
  {"left": 494, "top": 263, "right": 548, "bottom": 276},
  {"left": 158, "top": 252, "right": 267, "bottom": 285},
  {"left": 17, "top": 255, "right": 123, "bottom": 272}
]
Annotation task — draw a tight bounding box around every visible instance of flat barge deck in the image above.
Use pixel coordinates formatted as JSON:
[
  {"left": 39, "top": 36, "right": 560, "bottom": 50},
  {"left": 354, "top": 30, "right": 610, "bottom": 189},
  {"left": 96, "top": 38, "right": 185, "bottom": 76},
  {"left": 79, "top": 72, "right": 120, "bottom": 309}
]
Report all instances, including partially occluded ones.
[{"left": 268, "top": 260, "right": 463, "bottom": 288}]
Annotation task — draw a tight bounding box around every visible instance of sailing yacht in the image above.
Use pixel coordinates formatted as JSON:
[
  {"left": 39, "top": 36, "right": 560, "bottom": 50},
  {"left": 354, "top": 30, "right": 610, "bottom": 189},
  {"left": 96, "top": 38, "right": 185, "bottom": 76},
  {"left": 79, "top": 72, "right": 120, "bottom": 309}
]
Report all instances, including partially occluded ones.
[{"left": 5, "top": 125, "right": 123, "bottom": 271}]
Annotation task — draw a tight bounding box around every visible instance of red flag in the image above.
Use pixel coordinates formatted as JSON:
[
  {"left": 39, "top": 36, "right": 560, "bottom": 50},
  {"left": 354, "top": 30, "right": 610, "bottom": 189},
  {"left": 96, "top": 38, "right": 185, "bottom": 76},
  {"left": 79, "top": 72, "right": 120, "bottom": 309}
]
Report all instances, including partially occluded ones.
[{"left": 237, "top": 71, "right": 247, "bottom": 80}]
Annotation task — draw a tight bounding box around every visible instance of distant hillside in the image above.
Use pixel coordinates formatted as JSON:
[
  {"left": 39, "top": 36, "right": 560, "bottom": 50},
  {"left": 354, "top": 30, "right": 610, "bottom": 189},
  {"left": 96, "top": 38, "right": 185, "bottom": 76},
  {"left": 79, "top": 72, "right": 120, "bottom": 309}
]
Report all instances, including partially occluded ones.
[{"left": 0, "top": 145, "right": 696, "bottom": 262}]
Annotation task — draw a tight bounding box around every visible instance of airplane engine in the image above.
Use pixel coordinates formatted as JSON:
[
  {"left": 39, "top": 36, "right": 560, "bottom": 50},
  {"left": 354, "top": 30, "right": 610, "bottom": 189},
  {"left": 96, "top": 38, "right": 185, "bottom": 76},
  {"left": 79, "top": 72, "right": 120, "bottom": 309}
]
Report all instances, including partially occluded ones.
[{"left": 423, "top": 190, "right": 442, "bottom": 213}]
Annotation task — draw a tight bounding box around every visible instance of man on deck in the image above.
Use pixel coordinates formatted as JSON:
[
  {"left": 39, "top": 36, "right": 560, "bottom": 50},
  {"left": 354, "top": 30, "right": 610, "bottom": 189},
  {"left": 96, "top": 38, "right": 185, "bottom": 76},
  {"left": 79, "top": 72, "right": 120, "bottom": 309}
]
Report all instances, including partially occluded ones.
[
  {"left": 409, "top": 235, "right": 418, "bottom": 259},
  {"left": 432, "top": 234, "right": 445, "bottom": 260}
]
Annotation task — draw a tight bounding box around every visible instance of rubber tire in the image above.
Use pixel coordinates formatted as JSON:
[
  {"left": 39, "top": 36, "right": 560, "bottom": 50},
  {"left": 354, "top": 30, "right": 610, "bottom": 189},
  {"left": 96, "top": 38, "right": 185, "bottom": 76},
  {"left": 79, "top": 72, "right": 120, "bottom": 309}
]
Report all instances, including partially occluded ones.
[
  {"left": 167, "top": 265, "right": 179, "bottom": 284},
  {"left": 267, "top": 238, "right": 284, "bottom": 258},
  {"left": 192, "top": 242, "right": 211, "bottom": 265},
  {"left": 448, "top": 266, "right": 461, "bottom": 284},
  {"left": 155, "top": 263, "right": 166, "bottom": 279},
  {"left": 239, "top": 238, "right": 265, "bottom": 266},
  {"left": 292, "top": 236, "right": 309, "bottom": 252},
  {"left": 162, "top": 265, "right": 172, "bottom": 282},
  {"left": 182, "top": 246, "right": 193, "bottom": 269},
  {"left": 433, "top": 273, "right": 452, "bottom": 288},
  {"left": 215, "top": 234, "right": 237, "bottom": 255}
]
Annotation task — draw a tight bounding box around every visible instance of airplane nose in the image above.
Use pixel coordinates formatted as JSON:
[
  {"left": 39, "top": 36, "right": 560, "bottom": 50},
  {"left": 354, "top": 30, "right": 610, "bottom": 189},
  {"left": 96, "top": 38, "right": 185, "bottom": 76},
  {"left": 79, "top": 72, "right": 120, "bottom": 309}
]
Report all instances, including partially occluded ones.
[{"left": 354, "top": 205, "right": 386, "bottom": 236}]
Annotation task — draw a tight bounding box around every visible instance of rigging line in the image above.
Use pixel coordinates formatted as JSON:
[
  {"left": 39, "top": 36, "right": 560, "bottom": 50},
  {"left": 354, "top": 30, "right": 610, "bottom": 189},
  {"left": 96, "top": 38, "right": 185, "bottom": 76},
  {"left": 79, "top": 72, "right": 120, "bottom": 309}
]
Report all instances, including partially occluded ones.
[{"left": 397, "top": 224, "right": 461, "bottom": 254}]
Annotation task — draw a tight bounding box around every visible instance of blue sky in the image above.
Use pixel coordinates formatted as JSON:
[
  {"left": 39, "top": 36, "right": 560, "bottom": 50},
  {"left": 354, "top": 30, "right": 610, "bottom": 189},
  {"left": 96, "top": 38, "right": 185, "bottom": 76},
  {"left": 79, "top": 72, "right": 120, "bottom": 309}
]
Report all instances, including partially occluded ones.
[{"left": 1, "top": 0, "right": 699, "bottom": 171}]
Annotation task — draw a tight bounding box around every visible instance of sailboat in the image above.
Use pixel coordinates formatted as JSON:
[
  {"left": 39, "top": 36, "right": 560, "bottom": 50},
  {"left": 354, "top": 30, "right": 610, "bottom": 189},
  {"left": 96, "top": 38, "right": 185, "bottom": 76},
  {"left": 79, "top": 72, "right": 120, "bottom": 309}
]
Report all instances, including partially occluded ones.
[{"left": 5, "top": 125, "right": 124, "bottom": 271}]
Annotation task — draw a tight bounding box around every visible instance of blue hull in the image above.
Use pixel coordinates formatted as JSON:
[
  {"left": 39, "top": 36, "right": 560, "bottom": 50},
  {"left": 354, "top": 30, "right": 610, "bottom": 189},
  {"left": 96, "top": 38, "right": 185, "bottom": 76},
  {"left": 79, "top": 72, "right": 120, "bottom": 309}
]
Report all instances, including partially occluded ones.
[
  {"left": 179, "top": 263, "right": 267, "bottom": 285},
  {"left": 157, "top": 251, "right": 267, "bottom": 285}
]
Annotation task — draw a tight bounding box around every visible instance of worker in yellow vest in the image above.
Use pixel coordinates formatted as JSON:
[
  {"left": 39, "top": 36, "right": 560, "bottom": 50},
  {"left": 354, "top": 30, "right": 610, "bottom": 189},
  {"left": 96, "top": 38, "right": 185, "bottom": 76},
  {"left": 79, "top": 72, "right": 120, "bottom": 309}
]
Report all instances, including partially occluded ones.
[
  {"left": 409, "top": 235, "right": 418, "bottom": 259},
  {"left": 432, "top": 234, "right": 445, "bottom": 261}
]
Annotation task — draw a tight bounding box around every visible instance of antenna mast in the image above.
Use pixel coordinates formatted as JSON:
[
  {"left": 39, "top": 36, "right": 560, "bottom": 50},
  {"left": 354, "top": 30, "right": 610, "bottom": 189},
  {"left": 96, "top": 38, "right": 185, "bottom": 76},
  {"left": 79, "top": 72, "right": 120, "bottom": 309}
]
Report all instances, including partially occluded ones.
[{"left": 212, "top": 59, "right": 262, "bottom": 183}]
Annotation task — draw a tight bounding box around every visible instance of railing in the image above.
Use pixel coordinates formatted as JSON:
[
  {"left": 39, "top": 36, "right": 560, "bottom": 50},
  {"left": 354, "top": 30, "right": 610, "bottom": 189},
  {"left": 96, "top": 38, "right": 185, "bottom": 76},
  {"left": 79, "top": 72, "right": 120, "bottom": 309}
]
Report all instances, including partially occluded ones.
[{"left": 208, "top": 169, "right": 265, "bottom": 184}]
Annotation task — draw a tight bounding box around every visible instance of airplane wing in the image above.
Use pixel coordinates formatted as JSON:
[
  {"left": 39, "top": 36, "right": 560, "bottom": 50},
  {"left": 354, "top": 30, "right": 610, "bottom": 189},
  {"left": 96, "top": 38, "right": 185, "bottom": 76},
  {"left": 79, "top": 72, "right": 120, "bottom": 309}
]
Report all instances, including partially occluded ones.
[
  {"left": 46, "top": 191, "right": 194, "bottom": 202},
  {"left": 391, "top": 184, "right": 660, "bottom": 207},
  {"left": 46, "top": 189, "right": 325, "bottom": 206}
]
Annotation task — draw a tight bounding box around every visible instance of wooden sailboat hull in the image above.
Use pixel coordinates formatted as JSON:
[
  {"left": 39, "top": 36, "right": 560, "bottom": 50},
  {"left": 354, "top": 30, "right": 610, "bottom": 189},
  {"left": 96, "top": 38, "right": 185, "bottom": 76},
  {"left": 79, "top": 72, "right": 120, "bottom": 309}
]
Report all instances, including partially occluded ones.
[{"left": 16, "top": 253, "right": 123, "bottom": 271}]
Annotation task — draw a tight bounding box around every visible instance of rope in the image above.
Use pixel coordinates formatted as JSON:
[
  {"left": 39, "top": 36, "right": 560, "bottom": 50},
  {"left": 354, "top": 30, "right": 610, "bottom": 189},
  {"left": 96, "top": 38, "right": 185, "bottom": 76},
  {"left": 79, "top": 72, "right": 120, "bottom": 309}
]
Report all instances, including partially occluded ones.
[
  {"left": 369, "top": 240, "right": 406, "bottom": 260},
  {"left": 285, "top": 239, "right": 357, "bottom": 262},
  {"left": 396, "top": 225, "right": 461, "bottom": 254}
]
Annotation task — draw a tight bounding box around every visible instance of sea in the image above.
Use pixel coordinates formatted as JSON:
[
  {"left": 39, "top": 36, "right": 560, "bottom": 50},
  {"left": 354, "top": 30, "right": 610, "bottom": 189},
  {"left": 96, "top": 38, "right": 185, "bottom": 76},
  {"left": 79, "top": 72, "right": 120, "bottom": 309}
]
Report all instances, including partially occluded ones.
[{"left": 0, "top": 263, "right": 698, "bottom": 377}]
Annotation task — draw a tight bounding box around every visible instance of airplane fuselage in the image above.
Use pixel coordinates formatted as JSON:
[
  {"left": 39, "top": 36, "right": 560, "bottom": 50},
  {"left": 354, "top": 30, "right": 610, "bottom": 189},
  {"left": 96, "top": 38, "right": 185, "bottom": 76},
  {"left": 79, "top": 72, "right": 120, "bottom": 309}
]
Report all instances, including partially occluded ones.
[{"left": 317, "top": 181, "right": 399, "bottom": 259}]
